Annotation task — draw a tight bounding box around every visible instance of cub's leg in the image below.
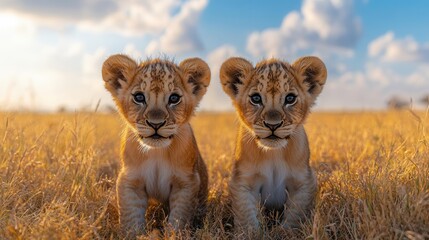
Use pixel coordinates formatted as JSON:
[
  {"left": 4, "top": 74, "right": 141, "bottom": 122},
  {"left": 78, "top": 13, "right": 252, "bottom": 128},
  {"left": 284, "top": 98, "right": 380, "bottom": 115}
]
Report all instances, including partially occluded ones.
[
  {"left": 283, "top": 170, "right": 317, "bottom": 228},
  {"left": 167, "top": 175, "right": 200, "bottom": 230},
  {"left": 116, "top": 171, "right": 148, "bottom": 234},
  {"left": 229, "top": 175, "right": 260, "bottom": 231}
]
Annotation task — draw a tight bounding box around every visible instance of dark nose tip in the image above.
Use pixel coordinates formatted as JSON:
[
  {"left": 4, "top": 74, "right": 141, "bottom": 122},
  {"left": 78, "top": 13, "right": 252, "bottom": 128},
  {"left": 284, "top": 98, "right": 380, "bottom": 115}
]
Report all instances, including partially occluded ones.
[
  {"left": 146, "top": 120, "right": 166, "bottom": 130},
  {"left": 263, "top": 121, "right": 283, "bottom": 131}
]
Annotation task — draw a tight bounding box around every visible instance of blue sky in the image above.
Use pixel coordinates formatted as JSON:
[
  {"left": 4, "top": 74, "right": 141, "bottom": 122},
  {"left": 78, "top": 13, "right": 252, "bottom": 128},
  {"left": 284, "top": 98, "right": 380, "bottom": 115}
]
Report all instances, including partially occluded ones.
[{"left": 0, "top": 0, "right": 428, "bottom": 111}]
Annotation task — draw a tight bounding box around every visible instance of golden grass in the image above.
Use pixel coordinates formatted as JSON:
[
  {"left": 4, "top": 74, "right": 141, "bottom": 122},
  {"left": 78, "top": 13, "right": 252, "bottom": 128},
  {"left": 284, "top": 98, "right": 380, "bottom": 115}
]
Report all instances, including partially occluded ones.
[{"left": 1, "top": 111, "right": 428, "bottom": 239}]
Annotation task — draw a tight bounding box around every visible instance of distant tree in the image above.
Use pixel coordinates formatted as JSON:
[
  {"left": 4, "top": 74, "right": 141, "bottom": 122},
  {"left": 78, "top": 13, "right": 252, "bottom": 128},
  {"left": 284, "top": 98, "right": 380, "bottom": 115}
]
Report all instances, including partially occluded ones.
[
  {"left": 420, "top": 94, "right": 429, "bottom": 107},
  {"left": 387, "top": 96, "right": 409, "bottom": 110},
  {"left": 57, "top": 105, "right": 68, "bottom": 113}
]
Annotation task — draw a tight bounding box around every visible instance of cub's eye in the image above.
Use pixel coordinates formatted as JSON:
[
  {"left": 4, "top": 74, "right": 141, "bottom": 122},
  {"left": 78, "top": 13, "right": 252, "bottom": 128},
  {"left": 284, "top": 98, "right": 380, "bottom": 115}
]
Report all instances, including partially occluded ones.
[
  {"left": 285, "top": 93, "right": 297, "bottom": 105},
  {"left": 169, "top": 93, "right": 181, "bottom": 105},
  {"left": 132, "top": 92, "right": 145, "bottom": 104},
  {"left": 250, "top": 93, "right": 263, "bottom": 105}
]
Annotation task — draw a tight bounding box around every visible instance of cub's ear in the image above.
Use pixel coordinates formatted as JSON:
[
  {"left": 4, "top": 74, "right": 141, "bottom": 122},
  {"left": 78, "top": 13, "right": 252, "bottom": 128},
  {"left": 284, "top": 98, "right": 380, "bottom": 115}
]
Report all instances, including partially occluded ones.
[
  {"left": 219, "top": 57, "right": 253, "bottom": 99},
  {"left": 179, "top": 58, "right": 211, "bottom": 102},
  {"left": 102, "top": 54, "right": 138, "bottom": 96},
  {"left": 292, "top": 56, "right": 327, "bottom": 102}
]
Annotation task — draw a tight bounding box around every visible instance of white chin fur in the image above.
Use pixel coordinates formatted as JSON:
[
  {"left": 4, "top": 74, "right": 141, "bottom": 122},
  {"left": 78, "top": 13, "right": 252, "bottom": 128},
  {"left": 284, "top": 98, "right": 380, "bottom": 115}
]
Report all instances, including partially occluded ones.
[
  {"left": 257, "top": 138, "right": 288, "bottom": 150},
  {"left": 139, "top": 138, "right": 172, "bottom": 149}
]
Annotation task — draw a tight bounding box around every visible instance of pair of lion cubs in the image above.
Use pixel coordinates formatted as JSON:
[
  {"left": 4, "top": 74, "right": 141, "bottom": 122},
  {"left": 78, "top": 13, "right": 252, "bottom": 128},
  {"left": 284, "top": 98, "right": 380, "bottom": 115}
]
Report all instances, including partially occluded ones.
[{"left": 102, "top": 54, "right": 327, "bottom": 235}]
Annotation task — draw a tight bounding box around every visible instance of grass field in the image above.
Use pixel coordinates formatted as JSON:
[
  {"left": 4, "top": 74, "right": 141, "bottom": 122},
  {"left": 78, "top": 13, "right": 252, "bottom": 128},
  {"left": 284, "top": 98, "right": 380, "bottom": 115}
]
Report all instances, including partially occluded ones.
[{"left": 1, "top": 111, "right": 428, "bottom": 239}]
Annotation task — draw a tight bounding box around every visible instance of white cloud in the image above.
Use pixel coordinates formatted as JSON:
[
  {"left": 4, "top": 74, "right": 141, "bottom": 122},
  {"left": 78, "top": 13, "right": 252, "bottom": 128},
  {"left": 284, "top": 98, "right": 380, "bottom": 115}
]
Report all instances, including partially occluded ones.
[
  {"left": 247, "top": 0, "right": 361, "bottom": 58},
  {"left": 407, "top": 72, "right": 426, "bottom": 87},
  {"left": 123, "top": 43, "right": 143, "bottom": 59},
  {"left": 0, "top": 0, "right": 199, "bottom": 37},
  {"left": 405, "top": 66, "right": 429, "bottom": 87},
  {"left": 318, "top": 60, "right": 429, "bottom": 110},
  {"left": 318, "top": 71, "right": 379, "bottom": 109},
  {"left": 198, "top": 45, "right": 238, "bottom": 111},
  {"left": 145, "top": 0, "right": 207, "bottom": 55},
  {"left": 368, "top": 31, "right": 429, "bottom": 63},
  {"left": 0, "top": 0, "right": 209, "bottom": 111},
  {"left": 83, "top": 48, "right": 107, "bottom": 85},
  {"left": 0, "top": 0, "right": 117, "bottom": 21},
  {"left": 84, "top": 0, "right": 180, "bottom": 36},
  {"left": 364, "top": 64, "right": 393, "bottom": 86},
  {"left": 0, "top": 12, "right": 112, "bottom": 111}
]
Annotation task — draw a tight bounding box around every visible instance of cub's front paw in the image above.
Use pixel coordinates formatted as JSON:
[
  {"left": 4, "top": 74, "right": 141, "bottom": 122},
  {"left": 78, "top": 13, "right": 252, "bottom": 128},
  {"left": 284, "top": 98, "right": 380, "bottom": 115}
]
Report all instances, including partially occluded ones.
[{"left": 120, "top": 217, "right": 146, "bottom": 237}]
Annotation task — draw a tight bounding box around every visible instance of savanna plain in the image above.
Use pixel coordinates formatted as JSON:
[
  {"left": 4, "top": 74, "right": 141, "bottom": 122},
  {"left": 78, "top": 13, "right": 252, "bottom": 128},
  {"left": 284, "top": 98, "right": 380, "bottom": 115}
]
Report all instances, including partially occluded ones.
[{"left": 1, "top": 110, "right": 428, "bottom": 239}]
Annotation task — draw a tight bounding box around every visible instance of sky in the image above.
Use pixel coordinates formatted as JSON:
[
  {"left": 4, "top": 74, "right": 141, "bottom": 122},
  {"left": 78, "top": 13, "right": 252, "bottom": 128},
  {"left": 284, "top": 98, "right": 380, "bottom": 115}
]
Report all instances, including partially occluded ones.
[{"left": 0, "top": 0, "right": 428, "bottom": 112}]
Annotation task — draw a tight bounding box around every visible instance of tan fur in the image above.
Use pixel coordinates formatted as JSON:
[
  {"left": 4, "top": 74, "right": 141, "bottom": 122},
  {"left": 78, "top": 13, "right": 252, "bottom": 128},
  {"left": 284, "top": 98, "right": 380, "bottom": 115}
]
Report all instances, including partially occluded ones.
[
  {"left": 102, "top": 54, "right": 210, "bottom": 235},
  {"left": 220, "top": 56, "right": 327, "bottom": 230}
]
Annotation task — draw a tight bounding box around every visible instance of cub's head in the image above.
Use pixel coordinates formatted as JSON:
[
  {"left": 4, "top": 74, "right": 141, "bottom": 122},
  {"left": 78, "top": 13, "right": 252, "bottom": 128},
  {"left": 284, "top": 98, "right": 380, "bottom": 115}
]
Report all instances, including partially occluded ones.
[
  {"left": 220, "top": 57, "right": 327, "bottom": 149},
  {"left": 102, "top": 54, "right": 210, "bottom": 148}
]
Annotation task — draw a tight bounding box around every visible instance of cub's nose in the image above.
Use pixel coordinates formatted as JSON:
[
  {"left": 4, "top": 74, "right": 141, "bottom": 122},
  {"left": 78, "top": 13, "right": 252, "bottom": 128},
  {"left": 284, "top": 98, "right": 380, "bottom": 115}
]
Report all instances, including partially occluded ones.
[
  {"left": 146, "top": 120, "right": 166, "bottom": 130},
  {"left": 263, "top": 121, "right": 283, "bottom": 131}
]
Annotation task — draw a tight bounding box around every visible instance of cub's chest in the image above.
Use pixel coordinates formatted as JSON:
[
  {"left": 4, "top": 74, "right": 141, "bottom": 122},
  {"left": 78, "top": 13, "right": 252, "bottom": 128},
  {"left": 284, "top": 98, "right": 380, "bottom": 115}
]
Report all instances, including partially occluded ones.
[
  {"left": 257, "top": 158, "right": 290, "bottom": 208},
  {"left": 136, "top": 158, "right": 173, "bottom": 202}
]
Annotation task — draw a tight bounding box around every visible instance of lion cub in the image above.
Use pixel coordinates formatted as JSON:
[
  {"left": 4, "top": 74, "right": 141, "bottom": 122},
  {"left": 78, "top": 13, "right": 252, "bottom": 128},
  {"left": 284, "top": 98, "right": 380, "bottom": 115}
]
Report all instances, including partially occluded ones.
[
  {"left": 220, "top": 56, "right": 327, "bottom": 230},
  {"left": 102, "top": 54, "right": 210, "bottom": 234}
]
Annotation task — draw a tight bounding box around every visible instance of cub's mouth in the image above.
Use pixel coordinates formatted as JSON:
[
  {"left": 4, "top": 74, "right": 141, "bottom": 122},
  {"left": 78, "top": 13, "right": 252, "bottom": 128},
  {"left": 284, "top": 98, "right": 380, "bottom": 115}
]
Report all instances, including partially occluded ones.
[
  {"left": 256, "top": 134, "right": 290, "bottom": 149},
  {"left": 265, "top": 134, "right": 280, "bottom": 140},
  {"left": 262, "top": 134, "right": 290, "bottom": 140},
  {"left": 140, "top": 133, "right": 173, "bottom": 140},
  {"left": 138, "top": 133, "right": 174, "bottom": 148}
]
